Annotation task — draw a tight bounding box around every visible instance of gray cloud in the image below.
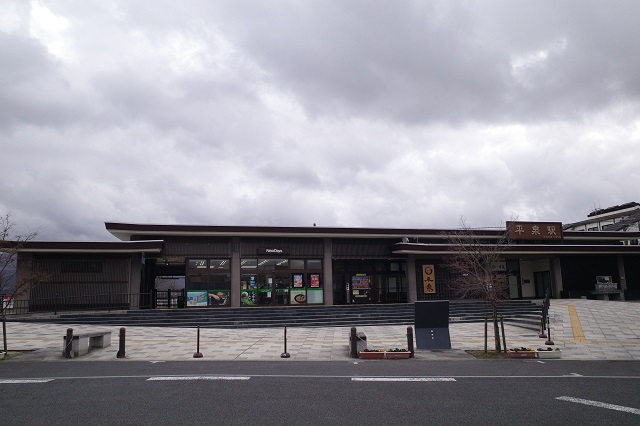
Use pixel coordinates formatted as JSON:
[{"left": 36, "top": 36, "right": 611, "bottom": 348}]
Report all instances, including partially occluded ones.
[{"left": 0, "top": 0, "right": 638, "bottom": 241}]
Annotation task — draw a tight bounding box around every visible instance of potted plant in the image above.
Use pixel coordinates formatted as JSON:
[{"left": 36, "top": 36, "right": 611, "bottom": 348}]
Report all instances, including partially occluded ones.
[
  {"left": 359, "top": 348, "right": 385, "bottom": 359},
  {"left": 508, "top": 347, "right": 537, "bottom": 359},
  {"left": 537, "top": 347, "right": 562, "bottom": 359},
  {"left": 385, "top": 348, "right": 411, "bottom": 359}
]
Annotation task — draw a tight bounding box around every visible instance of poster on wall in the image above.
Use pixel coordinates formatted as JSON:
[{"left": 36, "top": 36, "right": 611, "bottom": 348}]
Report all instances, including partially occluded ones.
[
  {"left": 290, "top": 289, "right": 307, "bottom": 304},
  {"left": 422, "top": 265, "right": 436, "bottom": 294},
  {"left": 352, "top": 274, "right": 369, "bottom": 289},
  {"left": 310, "top": 274, "right": 320, "bottom": 288},
  {"left": 293, "top": 274, "right": 303, "bottom": 288},
  {"left": 208, "top": 290, "right": 229, "bottom": 306},
  {"left": 187, "top": 291, "right": 208, "bottom": 307}
]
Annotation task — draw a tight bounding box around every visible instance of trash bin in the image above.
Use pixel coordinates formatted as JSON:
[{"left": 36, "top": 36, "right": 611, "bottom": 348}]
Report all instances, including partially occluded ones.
[
  {"left": 177, "top": 296, "right": 186, "bottom": 309},
  {"left": 356, "top": 332, "right": 367, "bottom": 353}
]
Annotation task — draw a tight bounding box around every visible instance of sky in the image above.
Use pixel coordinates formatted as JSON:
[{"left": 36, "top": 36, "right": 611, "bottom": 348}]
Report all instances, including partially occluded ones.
[{"left": 1, "top": 0, "right": 639, "bottom": 241}]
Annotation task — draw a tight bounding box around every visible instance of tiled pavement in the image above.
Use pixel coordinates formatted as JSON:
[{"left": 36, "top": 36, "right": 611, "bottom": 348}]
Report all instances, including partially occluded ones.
[{"left": 2, "top": 299, "right": 639, "bottom": 361}]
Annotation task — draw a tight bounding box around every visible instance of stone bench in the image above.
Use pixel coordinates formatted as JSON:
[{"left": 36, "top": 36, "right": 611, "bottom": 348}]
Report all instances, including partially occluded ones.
[
  {"left": 62, "top": 331, "right": 112, "bottom": 358},
  {"left": 589, "top": 289, "right": 625, "bottom": 301}
]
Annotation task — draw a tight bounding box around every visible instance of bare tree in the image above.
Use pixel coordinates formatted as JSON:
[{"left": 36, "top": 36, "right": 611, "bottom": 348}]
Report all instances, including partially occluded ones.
[
  {"left": 1, "top": 213, "right": 40, "bottom": 352},
  {"left": 444, "top": 218, "right": 511, "bottom": 353}
]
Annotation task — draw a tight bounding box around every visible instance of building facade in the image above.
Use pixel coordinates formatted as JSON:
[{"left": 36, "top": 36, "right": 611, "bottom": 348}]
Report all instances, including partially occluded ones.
[
  {"left": 10, "top": 221, "right": 640, "bottom": 311},
  {"left": 564, "top": 202, "right": 640, "bottom": 235}
]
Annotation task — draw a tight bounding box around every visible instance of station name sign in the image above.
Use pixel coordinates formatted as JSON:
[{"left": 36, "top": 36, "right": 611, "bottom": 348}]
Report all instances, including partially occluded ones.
[
  {"left": 257, "top": 247, "right": 290, "bottom": 255},
  {"left": 507, "top": 221, "right": 563, "bottom": 241}
]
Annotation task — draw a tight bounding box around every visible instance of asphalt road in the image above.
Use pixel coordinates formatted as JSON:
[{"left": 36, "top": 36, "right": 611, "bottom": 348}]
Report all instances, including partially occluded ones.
[{"left": 2, "top": 360, "right": 640, "bottom": 425}]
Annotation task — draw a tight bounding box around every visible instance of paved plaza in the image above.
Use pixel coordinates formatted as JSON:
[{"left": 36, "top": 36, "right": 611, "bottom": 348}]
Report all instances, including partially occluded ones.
[{"left": 2, "top": 299, "right": 640, "bottom": 361}]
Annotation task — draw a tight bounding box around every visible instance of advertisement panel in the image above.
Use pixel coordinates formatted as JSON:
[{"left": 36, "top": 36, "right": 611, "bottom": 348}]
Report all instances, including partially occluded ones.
[
  {"left": 187, "top": 291, "right": 208, "bottom": 307},
  {"left": 310, "top": 274, "right": 320, "bottom": 288},
  {"left": 290, "top": 289, "right": 307, "bottom": 304},
  {"left": 352, "top": 274, "right": 369, "bottom": 289}
]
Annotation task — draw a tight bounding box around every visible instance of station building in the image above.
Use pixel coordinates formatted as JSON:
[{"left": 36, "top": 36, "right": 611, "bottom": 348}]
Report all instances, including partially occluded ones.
[{"left": 10, "top": 219, "right": 640, "bottom": 312}]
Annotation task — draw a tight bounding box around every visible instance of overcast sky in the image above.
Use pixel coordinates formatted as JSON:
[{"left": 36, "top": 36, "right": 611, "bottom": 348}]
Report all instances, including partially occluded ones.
[{"left": 1, "top": 1, "right": 639, "bottom": 241}]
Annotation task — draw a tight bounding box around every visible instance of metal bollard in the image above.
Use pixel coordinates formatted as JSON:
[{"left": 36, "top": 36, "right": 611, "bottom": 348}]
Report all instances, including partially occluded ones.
[
  {"left": 484, "top": 316, "right": 488, "bottom": 354},
  {"left": 407, "top": 326, "right": 415, "bottom": 358},
  {"left": 545, "top": 315, "right": 555, "bottom": 346},
  {"left": 349, "top": 327, "right": 358, "bottom": 358},
  {"left": 193, "top": 325, "right": 203, "bottom": 358},
  {"left": 281, "top": 326, "right": 290, "bottom": 358},
  {"left": 500, "top": 316, "right": 507, "bottom": 354},
  {"left": 64, "top": 328, "right": 73, "bottom": 358},
  {"left": 117, "top": 327, "right": 126, "bottom": 358},
  {"left": 538, "top": 316, "right": 547, "bottom": 339}
]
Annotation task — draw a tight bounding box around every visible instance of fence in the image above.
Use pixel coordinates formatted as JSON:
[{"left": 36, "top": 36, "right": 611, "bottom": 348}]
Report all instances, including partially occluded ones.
[{"left": 1, "top": 289, "right": 186, "bottom": 316}]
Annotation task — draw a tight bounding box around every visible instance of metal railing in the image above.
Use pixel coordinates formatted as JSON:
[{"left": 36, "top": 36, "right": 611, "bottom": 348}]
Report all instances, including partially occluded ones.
[
  {"left": 538, "top": 290, "right": 551, "bottom": 337},
  {"left": 0, "top": 291, "right": 188, "bottom": 316}
]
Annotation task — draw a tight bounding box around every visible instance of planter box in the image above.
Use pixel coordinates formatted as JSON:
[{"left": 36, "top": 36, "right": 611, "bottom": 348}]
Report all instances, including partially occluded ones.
[
  {"left": 385, "top": 351, "right": 411, "bottom": 359},
  {"left": 359, "top": 351, "right": 384, "bottom": 359},
  {"left": 537, "top": 350, "right": 562, "bottom": 359},
  {"left": 508, "top": 350, "right": 537, "bottom": 359}
]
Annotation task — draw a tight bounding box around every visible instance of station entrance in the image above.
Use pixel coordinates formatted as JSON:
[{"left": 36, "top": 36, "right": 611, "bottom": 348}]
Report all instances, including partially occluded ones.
[{"left": 332, "top": 260, "right": 408, "bottom": 305}]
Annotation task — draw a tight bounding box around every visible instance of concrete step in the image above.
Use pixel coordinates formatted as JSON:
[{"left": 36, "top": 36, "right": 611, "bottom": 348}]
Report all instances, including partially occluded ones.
[{"left": 10, "top": 300, "right": 543, "bottom": 329}]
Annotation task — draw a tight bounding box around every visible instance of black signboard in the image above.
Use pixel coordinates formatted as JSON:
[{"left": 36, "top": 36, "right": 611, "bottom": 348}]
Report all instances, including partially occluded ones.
[
  {"left": 414, "top": 300, "right": 451, "bottom": 350},
  {"left": 257, "top": 247, "right": 290, "bottom": 255}
]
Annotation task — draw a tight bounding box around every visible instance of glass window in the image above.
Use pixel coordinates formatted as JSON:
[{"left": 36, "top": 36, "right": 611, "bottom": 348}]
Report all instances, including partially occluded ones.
[
  {"left": 290, "top": 259, "right": 305, "bottom": 269},
  {"left": 188, "top": 259, "right": 207, "bottom": 269},
  {"left": 241, "top": 259, "right": 257, "bottom": 269},
  {"left": 209, "top": 259, "right": 230, "bottom": 270},
  {"left": 209, "top": 274, "right": 231, "bottom": 290},
  {"left": 307, "top": 259, "right": 322, "bottom": 270},
  {"left": 258, "top": 259, "right": 289, "bottom": 270}
]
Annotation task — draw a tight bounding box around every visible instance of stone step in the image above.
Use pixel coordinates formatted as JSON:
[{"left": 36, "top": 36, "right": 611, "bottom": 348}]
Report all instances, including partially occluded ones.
[{"left": 11, "top": 300, "right": 543, "bottom": 329}]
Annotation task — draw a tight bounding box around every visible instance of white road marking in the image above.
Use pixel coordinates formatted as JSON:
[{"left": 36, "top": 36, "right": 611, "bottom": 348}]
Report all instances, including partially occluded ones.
[
  {"left": 556, "top": 396, "right": 640, "bottom": 415},
  {"left": 147, "top": 376, "right": 250, "bottom": 381},
  {"left": 352, "top": 377, "right": 456, "bottom": 382},
  {"left": 0, "top": 379, "right": 54, "bottom": 384}
]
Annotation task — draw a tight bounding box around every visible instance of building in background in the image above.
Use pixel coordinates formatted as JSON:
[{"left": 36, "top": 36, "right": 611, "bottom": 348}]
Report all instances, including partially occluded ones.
[
  {"left": 564, "top": 202, "right": 640, "bottom": 235},
  {"left": 8, "top": 220, "right": 640, "bottom": 312}
]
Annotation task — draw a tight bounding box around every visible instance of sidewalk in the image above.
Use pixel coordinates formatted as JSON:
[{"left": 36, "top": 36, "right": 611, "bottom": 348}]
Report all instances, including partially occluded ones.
[{"left": 2, "top": 299, "right": 639, "bottom": 361}]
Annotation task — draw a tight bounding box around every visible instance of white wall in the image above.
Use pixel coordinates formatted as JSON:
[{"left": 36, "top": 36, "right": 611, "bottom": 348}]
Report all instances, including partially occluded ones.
[{"left": 519, "top": 259, "right": 551, "bottom": 298}]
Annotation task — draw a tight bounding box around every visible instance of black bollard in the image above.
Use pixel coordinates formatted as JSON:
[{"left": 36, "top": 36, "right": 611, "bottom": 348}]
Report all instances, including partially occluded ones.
[
  {"left": 64, "top": 328, "right": 73, "bottom": 358},
  {"left": 349, "top": 327, "right": 358, "bottom": 358},
  {"left": 117, "top": 327, "right": 126, "bottom": 358},
  {"left": 407, "top": 326, "right": 415, "bottom": 358},
  {"left": 538, "top": 316, "right": 547, "bottom": 339},
  {"left": 193, "top": 325, "right": 203, "bottom": 358},
  {"left": 281, "top": 326, "right": 291, "bottom": 358},
  {"left": 500, "top": 316, "right": 507, "bottom": 354},
  {"left": 545, "top": 315, "right": 555, "bottom": 346},
  {"left": 484, "top": 316, "right": 488, "bottom": 354}
]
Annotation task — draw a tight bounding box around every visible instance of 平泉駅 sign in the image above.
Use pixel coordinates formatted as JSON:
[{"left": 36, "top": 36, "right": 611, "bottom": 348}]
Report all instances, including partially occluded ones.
[{"left": 507, "top": 221, "right": 563, "bottom": 241}]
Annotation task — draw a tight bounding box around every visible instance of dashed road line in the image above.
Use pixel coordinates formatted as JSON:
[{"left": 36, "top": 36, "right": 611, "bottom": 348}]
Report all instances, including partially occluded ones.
[
  {"left": 352, "top": 377, "right": 456, "bottom": 382},
  {"left": 147, "top": 376, "right": 250, "bottom": 381},
  {"left": 556, "top": 396, "right": 640, "bottom": 415},
  {"left": 0, "top": 379, "right": 54, "bottom": 384}
]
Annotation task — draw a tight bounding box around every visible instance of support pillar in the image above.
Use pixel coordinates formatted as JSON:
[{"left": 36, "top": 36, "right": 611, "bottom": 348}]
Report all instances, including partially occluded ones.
[{"left": 323, "top": 238, "right": 333, "bottom": 306}]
